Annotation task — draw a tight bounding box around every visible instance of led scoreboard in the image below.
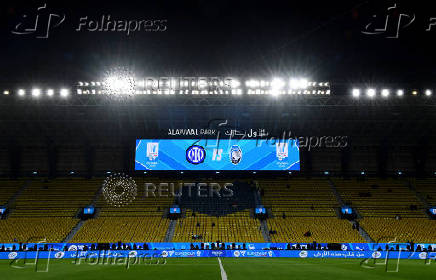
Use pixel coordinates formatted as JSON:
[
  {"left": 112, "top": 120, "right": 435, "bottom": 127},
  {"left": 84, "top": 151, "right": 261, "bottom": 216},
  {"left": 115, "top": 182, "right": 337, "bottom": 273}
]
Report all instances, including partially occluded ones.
[{"left": 135, "top": 139, "right": 299, "bottom": 171}]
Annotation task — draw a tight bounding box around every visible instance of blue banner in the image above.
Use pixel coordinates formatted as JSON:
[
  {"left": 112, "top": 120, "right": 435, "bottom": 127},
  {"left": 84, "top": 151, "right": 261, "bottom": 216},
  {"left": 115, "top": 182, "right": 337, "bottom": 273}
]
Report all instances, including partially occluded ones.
[
  {"left": 1, "top": 250, "right": 435, "bottom": 260},
  {"left": 1, "top": 242, "right": 434, "bottom": 252}
]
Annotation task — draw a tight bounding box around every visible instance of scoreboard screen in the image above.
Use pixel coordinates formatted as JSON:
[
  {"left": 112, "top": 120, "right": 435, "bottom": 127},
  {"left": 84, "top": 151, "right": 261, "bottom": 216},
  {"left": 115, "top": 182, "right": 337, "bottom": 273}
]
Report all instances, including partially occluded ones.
[{"left": 135, "top": 139, "right": 299, "bottom": 171}]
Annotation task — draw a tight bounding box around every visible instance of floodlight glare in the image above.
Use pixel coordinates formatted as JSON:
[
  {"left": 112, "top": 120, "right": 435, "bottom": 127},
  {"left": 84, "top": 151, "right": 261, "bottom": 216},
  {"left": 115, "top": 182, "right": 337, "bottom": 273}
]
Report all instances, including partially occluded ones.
[
  {"left": 230, "top": 79, "right": 240, "bottom": 89},
  {"left": 271, "top": 78, "right": 285, "bottom": 89},
  {"left": 246, "top": 79, "right": 260, "bottom": 88},
  {"left": 396, "top": 89, "right": 404, "bottom": 96},
  {"left": 381, "top": 89, "right": 390, "bottom": 97},
  {"left": 60, "top": 88, "right": 69, "bottom": 97},
  {"left": 366, "top": 88, "right": 376, "bottom": 98},
  {"left": 103, "top": 69, "right": 136, "bottom": 95},
  {"left": 18, "top": 89, "right": 25, "bottom": 96},
  {"left": 412, "top": 90, "right": 418, "bottom": 95},
  {"left": 47, "top": 89, "right": 54, "bottom": 96},
  {"left": 32, "top": 88, "right": 41, "bottom": 97},
  {"left": 352, "top": 88, "right": 360, "bottom": 98},
  {"left": 425, "top": 89, "right": 432, "bottom": 96},
  {"left": 299, "top": 78, "right": 308, "bottom": 89},
  {"left": 290, "top": 78, "right": 299, "bottom": 89},
  {"left": 3, "top": 90, "right": 9, "bottom": 95}
]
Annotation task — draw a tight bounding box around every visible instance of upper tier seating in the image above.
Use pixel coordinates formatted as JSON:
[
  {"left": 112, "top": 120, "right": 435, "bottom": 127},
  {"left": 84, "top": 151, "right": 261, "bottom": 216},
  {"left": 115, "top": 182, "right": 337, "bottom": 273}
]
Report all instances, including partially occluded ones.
[
  {"left": 260, "top": 178, "right": 338, "bottom": 217},
  {"left": 412, "top": 178, "right": 436, "bottom": 206},
  {"left": 0, "top": 179, "right": 24, "bottom": 205},
  {"left": 10, "top": 178, "right": 100, "bottom": 217}
]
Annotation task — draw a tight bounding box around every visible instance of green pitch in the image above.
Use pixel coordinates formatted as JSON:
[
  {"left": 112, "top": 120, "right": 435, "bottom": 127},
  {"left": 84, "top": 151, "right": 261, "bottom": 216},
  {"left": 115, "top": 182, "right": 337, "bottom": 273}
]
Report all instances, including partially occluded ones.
[{"left": 1, "top": 258, "right": 435, "bottom": 280}]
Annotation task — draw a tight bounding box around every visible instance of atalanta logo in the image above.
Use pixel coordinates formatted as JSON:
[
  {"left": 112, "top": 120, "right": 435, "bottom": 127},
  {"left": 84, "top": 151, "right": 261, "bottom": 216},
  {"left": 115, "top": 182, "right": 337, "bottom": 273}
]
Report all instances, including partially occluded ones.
[
  {"left": 186, "top": 145, "right": 206, "bottom": 164},
  {"left": 230, "top": 145, "right": 242, "bottom": 165}
]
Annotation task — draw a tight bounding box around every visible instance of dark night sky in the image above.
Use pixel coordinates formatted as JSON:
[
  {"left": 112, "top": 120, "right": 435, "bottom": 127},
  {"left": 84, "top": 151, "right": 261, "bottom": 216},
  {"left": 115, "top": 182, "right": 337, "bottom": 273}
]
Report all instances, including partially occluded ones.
[{"left": 1, "top": 0, "right": 435, "bottom": 86}]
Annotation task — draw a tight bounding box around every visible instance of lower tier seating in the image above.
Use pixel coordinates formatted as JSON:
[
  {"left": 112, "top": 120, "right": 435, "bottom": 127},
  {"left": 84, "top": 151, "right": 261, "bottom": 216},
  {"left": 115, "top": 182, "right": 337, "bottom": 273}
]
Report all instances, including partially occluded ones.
[
  {"left": 172, "top": 210, "right": 264, "bottom": 242},
  {"left": 71, "top": 217, "right": 170, "bottom": 243},
  {"left": 0, "top": 217, "right": 78, "bottom": 243},
  {"left": 359, "top": 217, "right": 436, "bottom": 243},
  {"left": 267, "top": 217, "right": 365, "bottom": 243}
]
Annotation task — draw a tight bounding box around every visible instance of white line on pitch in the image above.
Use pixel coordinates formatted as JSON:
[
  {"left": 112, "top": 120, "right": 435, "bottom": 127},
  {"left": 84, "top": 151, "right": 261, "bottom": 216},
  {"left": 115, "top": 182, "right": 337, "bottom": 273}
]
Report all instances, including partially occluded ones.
[{"left": 217, "top": 257, "right": 228, "bottom": 280}]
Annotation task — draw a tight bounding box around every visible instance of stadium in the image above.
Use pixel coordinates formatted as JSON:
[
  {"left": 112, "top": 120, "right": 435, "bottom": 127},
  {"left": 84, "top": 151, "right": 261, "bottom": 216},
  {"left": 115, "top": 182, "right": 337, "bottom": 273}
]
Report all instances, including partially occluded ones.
[{"left": 1, "top": 1, "right": 436, "bottom": 279}]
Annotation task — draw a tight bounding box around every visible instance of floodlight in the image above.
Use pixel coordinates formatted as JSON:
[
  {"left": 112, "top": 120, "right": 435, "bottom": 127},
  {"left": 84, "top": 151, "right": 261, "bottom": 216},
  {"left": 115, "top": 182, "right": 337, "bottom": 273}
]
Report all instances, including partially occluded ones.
[
  {"left": 412, "top": 90, "right": 418, "bottom": 95},
  {"left": 396, "top": 89, "right": 404, "bottom": 96},
  {"left": 32, "top": 88, "right": 41, "bottom": 97},
  {"left": 425, "top": 89, "right": 432, "bottom": 96},
  {"left": 290, "top": 78, "right": 308, "bottom": 89},
  {"left": 366, "top": 88, "right": 376, "bottom": 98},
  {"left": 381, "top": 89, "right": 390, "bottom": 97},
  {"left": 60, "top": 88, "right": 69, "bottom": 97},
  {"left": 230, "top": 79, "right": 240, "bottom": 88},
  {"left": 103, "top": 68, "right": 135, "bottom": 95},
  {"left": 271, "top": 78, "right": 285, "bottom": 90},
  {"left": 198, "top": 80, "right": 208, "bottom": 89},
  {"left": 290, "top": 78, "right": 299, "bottom": 89},
  {"left": 352, "top": 89, "right": 360, "bottom": 98},
  {"left": 246, "top": 79, "right": 260, "bottom": 88},
  {"left": 299, "top": 78, "right": 308, "bottom": 89},
  {"left": 3, "top": 90, "right": 9, "bottom": 95},
  {"left": 47, "top": 89, "right": 54, "bottom": 96}
]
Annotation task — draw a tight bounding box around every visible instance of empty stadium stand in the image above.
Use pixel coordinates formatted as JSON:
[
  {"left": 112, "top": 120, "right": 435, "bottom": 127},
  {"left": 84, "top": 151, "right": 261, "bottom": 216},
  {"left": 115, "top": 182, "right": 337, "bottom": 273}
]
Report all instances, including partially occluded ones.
[
  {"left": 359, "top": 217, "right": 436, "bottom": 243},
  {"left": 170, "top": 181, "right": 264, "bottom": 242},
  {"left": 261, "top": 178, "right": 339, "bottom": 217},
  {"left": 71, "top": 216, "right": 170, "bottom": 243},
  {"left": 332, "top": 178, "right": 426, "bottom": 218},
  {"left": 172, "top": 210, "right": 264, "bottom": 242},
  {"left": 1, "top": 177, "right": 435, "bottom": 244},
  {"left": 73, "top": 178, "right": 174, "bottom": 242},
  {"left": 268, "top": 217, "right": 365, "bottom": 243},
  {"left": 333, "top": 178, "right": 435, "bottom": 242},
  {"left": 0, "top": 179, "right": 25, "bottom": 206},
  {"left": 9, "top": 178, "right": 100, "bottom": 217},
  {"left": 0, "top": 217, "right": 78, "bottom": 243},
  {"left": 257, "top": 178, "right": 365, "bottom": 242},
  {"left": 412, "top": 178, "right": 436, "bottom": 206}
]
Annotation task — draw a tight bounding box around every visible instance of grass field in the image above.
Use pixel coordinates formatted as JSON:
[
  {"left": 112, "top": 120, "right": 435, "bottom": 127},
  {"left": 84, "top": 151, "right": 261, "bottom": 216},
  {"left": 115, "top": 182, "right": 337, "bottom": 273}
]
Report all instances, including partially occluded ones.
[{"left": 1, "top": 258, "right": 435, "bottom": 280}]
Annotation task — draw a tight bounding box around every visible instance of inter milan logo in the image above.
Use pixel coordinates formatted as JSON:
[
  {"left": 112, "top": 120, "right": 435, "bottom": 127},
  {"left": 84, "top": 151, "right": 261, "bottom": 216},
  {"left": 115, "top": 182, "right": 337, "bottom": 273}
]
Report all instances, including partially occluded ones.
[
  {"left": 186, "top": 145, "right": 206, "bottom": 164},
  {"left": 230, "top": 145, "right": 242, "bottom": 165}
]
